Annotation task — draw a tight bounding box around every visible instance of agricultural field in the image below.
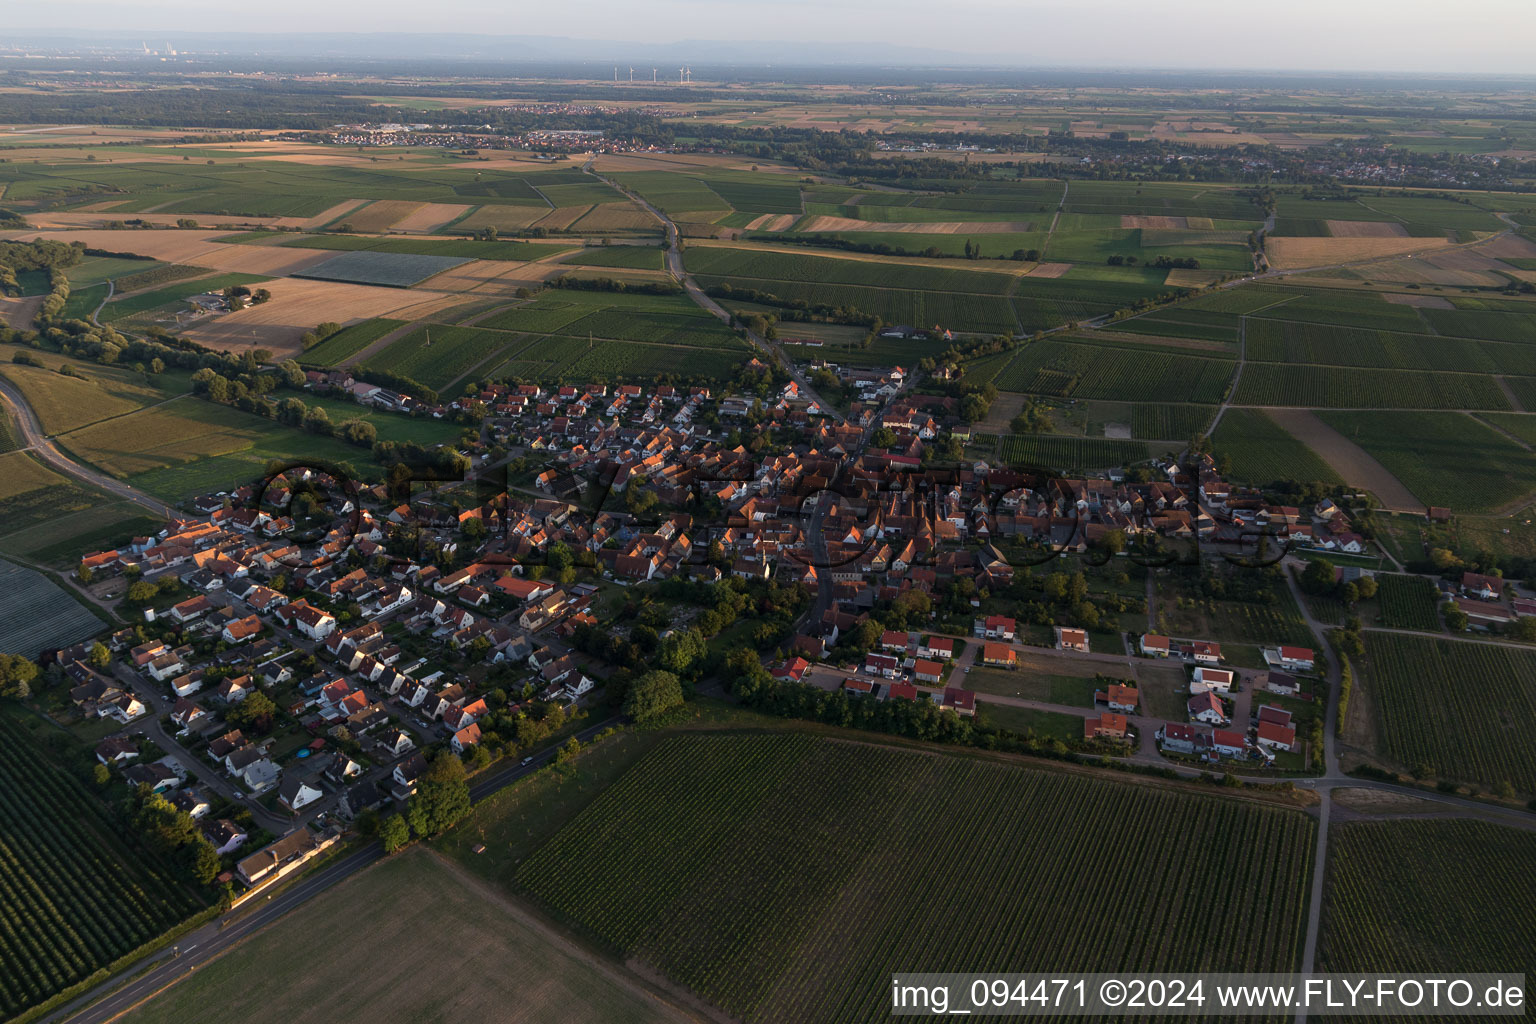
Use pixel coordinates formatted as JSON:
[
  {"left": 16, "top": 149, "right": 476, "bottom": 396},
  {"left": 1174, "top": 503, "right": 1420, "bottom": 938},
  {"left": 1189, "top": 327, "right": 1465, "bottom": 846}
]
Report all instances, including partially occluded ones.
[
  {"left": 1244, "top": 319, "right": 1536, "bottom": 377},
  {"left": 1358, "top": 633, "right": 1536, "bottom": 793},
  {"left": 1320, "top": 820, "right": 1536, "bottom": 993},
  {"left": 0, "top": 556, "right": 103, "bottom": 657},
  {"left": 0, "top": 709, "right": 208, "bottom": 1020},
  {"left": 1212, "top": 408, "right": 1343, "bottom": 487},
  {"left": 100, "top": 272, "right": 272, "bottom": 324},
  {"left": 1129, "top": 403, "right": 1216, "bottom": 441},
  {"left": 992, "top": 337, "right": 1235, "bottom": 404},
  {"left": 1235, "top": 364, "right": 1509, "bottom": 410},
  {"left": 296, "top": 318, "right": 407, "bottom": 367},
  {"left": 0, "top": 349, "right": 181, "bottom": 435},
  {"left": 362, "top": 324, "right": 520, "bottom": 391},
  {"left": 1317, "top": 412, "right": 1536, "bottom": 513},
  {"left": 121, "top": 848, "right": 678, "bottom": 1024},
  {"left": 294, "top": 250, "right": 471, "bottom": 288},
  {"left": 1371, "top": 574, "right": 1441, "bottom": 631},
  {"left": 513, "top": 732, "right": 1314, "bottom": 1024},
  {"left": 999, "top": 433, "right": 1151, "bottom": 471},
  {"left": 280, "top": 235, "right": 572, "bottom": 262},
  {"left": 560, "top": 246, "right": 666, "bottom": 270}
]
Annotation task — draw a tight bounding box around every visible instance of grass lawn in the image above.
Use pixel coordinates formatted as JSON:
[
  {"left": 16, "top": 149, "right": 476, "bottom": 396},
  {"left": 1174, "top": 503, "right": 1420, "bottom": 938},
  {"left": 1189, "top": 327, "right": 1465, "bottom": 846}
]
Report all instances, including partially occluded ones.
[
  {"left": 121, "top": 847, "right": 679, "bottom": 1024},
  {"left": 974, "top": 702, "right": 1084, "bottom": 740}
]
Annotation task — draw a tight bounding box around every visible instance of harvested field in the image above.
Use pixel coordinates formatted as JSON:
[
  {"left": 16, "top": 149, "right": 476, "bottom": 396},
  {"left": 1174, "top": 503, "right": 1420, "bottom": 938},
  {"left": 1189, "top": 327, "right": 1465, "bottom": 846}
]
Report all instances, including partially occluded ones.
[
  {"left": 1355, "top": 256, "right": 1508, "bottom": 288},
  {"left": 1267, "top": 235, "right": 1451, "bottom": 270},
  {"left": 1026, "top": 261, "right": 1073, "bottom": 278},
  {"left": 296, "top": 250, "right": 470, "bottom": 288},
  {"left": 798, "top": 215, "right": 1035, "bottom": 234},
  {"left": 455, "top": 206, "right": 549, "bottom": 232},
  {"left": 745, "top": 213, "right": 798, "bottom": 231},
  {"left": 11, "top": 228, "right": 230, "bottom": 262},
  {"left": 1120, "top": 215, "right": 1189, "bottom": 229},
  {"left": 1326, "top": 220, "right": 1409, "bottom": 238},
  {"left": 1382, "top": 292, "right": 1454, "bottom": 309},
  {"left": 0, "top": 294, "right": 42, "bottom": 329},
  {"left": 274, "top": 198, "right": 370, "bottom": 230},
  {"left": 418, "top": 259, "right": 567, "bottom": 296},
  {"left": 388, "top": 202, "right": 473, "bottom": 233},
  {"left": 1164, "top": 269, "right": 1225, "bottom": 288},
  {"left": 179, "top": 243, "right": 335, "bottom": 276},
  {"left": 340, "top": 200, "right": 428, "bottom": 233},
  {"left": 180, "top": 278, "right": 445, "bottom": 356},
  {"left": 1478, "top": 233, "right": 1536, "bottom": 259},
  {"left": 570, "top": 202, "right": 660, "bottom": 232},
  {"left": 532, "top": 205, "right": 593, "bottom": 231},
  {"left": 1262, "top": 408, "right": 1422, "bottom": 511},
  {"left": 120, "top": 848, "right": 685, "bottom": 1024}
]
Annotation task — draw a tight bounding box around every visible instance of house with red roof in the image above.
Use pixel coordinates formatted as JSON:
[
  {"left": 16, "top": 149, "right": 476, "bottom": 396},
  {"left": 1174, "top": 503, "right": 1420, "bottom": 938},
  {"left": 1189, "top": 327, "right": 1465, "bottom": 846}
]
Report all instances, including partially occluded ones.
[
  {"left": 1188, "top": 691, "right": 1227, "bottom": 725},
  {"left": 941, "top": 687, "right": 975, "bottom": 717},
  {"left": 1084, "top": 712, "right": 1127, "bottom": 740},
  {"left": 1055, "top": 627, "right": 1089, "bottom": 653},
  {"left": 1257, "top": 719, "right": 1297, "bottom": 753}
]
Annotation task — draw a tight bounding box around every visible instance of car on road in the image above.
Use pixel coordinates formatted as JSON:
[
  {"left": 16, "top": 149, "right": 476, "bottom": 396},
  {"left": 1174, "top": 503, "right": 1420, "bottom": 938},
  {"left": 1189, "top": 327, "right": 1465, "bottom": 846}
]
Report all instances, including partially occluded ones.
[{"left": 521, "top": 756, "right": 534, "bottom": 766}]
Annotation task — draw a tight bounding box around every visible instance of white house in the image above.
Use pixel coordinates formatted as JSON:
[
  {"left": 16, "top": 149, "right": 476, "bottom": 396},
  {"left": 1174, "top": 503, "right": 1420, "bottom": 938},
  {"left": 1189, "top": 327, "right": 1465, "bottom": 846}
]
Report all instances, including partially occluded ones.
[
  {"left": 278, "top": 776, "right": 323, "bottom": 813},
  {"left": 1190, "top": 666, "right": 1234, "bottom": 695}
]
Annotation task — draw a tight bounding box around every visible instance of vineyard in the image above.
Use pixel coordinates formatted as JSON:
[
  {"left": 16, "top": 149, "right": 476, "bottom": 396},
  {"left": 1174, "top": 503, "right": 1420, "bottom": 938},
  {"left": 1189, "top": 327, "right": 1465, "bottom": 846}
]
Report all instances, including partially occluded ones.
[
  {"left": 0, "top": 712, "right": 206, "bottom": 1018},
  {"left": 1373, "top": 574, "right": 1441, "bottom": 631},
  {"left": 515, "top": 733, "right": 1314, "bottom": 1024},
  {"left": 1360, "top": 633, "right": 1536, "bottom": 792},
  {"left": 1130, "top": 403, "right": 1215, "bottom": 440},
  {"left": 1244, "top": 319, "right": 1536, "bottom": 376},
  {"left": 1320, "top": 820, "right": 1536, "bottom": 1002},
  {"left": 1212, "top": 409, "right": 1342, "bottom": 487},
  {"left": 999, "top": 434, "right": 1151, "bottom": 471},
  {"left": 1318, "top": 412, "right": 1536, "bottom": 514},
  {"left": 297, "top": 318, "right": 406, "bottom": 368},
  {"left": 364, "top": 324, "right": 515, "bottom": 390},
  {"left": 1235, "top": 364, "right": 1510, "bottom": 410},
  {"left": 993, "top": 338, "right": 1234, "bottom": 404}
]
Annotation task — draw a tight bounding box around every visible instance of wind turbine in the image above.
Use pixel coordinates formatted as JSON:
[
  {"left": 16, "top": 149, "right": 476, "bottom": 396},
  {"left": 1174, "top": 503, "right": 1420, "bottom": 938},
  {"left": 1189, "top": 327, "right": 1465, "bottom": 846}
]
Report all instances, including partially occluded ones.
[
  {"left": 679, "top": 67, "right": 685, "bottom": 84},
  {"left": 651, "top": 68, "right": 657, "bottom": 83},
  {"left": 628, "top": 66, "right": 634, "bottom": 83}
]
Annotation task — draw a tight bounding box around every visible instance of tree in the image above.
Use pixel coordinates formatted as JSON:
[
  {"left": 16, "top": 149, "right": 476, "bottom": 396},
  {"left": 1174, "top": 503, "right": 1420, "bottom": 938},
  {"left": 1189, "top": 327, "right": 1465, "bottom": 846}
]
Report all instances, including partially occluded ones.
[
  {"left": 656, "top": 627, "right": 706, "bottom": 675},
  {"left": 0, "top": 653, "right": 40, "bottom": 699},
  {"left": 77, "top": 562, "right": 95, "bottom": 584},
  {"left": 225, "top": 691, "right": 278, "bottom": 733},
  {"left": 379, "top": 813, "right": 411, "bottom": 854},
  {"left": 406, "top": 752, "right": 471, "bottom": 837},
  {"left": 126, "top": 580, "right": 158, "bottom": 604},
  {"left": 1299, "top": 558, "right": 1336, "bottom": 595},
  {"left": 87, "top": 642, "right": 111, "bottom": 669},
  {"left": 133, "top": 787, "right": 198, "bottom": 853},
  {"left": 1441, "top": 601, "right": 1469, "bottom": 631},
  {"left": 623, "top": 670, "right": 684, "bottom": 724},
  {"left": 92, "top": 762, "right": 112, "bottom": 786},
  {"left": 1355, "top": 576, "right": 1378, "bottom": 601},
  {"left": 187, "top": 839, "right": 221, "bottom": 885}
]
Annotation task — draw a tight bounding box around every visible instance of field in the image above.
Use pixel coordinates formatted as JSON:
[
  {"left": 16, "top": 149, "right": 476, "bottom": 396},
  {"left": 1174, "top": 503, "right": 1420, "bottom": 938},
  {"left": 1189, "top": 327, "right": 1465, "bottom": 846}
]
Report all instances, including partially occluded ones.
[
  {"left": 293, "top": 250, "right": 471, "bottom": 288},
  {"left": 990, "top": 337, "right": 1235, "bottom": 404},
  {"left": 1244, "top": 318, "right": 1536, "bottom": 377},
  {"left": 1372, "top": 574, "right": 1441, "bottom": 631},
  {"left": 280, "top": 234, "right": 572, "bottom": 262},
  {"left": 560, "top": 246, "right": 666, "bottom": 270},
  {"left": 999, "top": 433, "right": 1150, "bottom": 471},
  {"left": 100, "top": 272, "right": 272, "bottom": 323},
  {"left": 120, "top": 848, "right": 678, "bottom": 1024},
  {"left": 1359, "top": 633, "right": 1536, "bottom": 792},
  {"left": 0, "top": 353, "right": 177, "bottom": 435},
  {"left": 180, "top": 279, "right": 442, "bottom": 357},
  {"left": 363, "top": 324, "right": 520, "bottom": 391},
  {"left": 1317, "top": 411, "right": 1536, "bottom": 513},
  {"left": 0, "top": 556, "right": 103, "bottom": 657},
  {"left": 1212, "top": 408, "right": 1343, "bottom": 487},
  {"left": 512, "top": 732, "right": 1314, "bottom": 1023},
  {"left": 1320, "top": 820, "right": 1536, "bottom": 993},
  {"left": 0, "top": 709, "right": 207, "bottom": 1020},
  {"left": 296, "top": 318, "right": 407, "bottom": 367},
  {"left": 1234, "top": 364, "right": 1509, "bottom": 410}
]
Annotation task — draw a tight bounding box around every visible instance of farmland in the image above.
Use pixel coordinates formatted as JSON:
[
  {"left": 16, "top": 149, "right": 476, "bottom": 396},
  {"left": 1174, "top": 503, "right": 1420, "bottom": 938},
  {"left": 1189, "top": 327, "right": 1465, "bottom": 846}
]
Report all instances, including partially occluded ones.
[
  {"left": 100, "top": 272, "right": 272, "bottom": 323},
  {"left": 1320, "top": 820, "right": 1536, "bottom": 989},
  {"left": 296, "top": 318, "right": 407, "bottom": 367},
  {"left": 0, "top": 709, "right": 207, "bottom": 1020},
  {"left": 513, "top": 732, "right": 1314, "bottom": 1023},
  {"left": 294, "top": 250, "right": 470, "bottom": 288},
  {"left": 280, "top": 235, "right": 572, "bottom": 262},
  {"left": 1234, "top": 364, "right": 1510, "bottom": 410},
  {"left": 999, "top": 434, "right": 1150, "bottom": 471},
  {"left": 1212, "top": 408, "right": 1343, "bottom": 487},
  {"left": 1372, "top": 574, "right": 1442, "bottom": 631},
  {"left": 991, "top": 337, "right": 1235, "bottom": 404},
  {"left": 0, "top": 556, "right": 103, "bottom": 656},
  {"left": 1317, "top": 412, "right": 1536, "bottom": 513},
  {"left": 120, "top": 848, "right": 678, "bottom": 1024},
  {"left": 1358, "top": 632, "right": 1536, "bottom": 793}
]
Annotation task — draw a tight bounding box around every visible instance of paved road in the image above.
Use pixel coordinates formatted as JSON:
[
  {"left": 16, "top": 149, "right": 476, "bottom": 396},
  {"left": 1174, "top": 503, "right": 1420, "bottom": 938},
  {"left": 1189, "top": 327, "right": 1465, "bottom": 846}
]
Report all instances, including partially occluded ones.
[
  {"left": 0, "top": 375, "right": 172, "bottom": 519},
  {"left": 583, "top": 159, "right": 846, "bottom": 424}
]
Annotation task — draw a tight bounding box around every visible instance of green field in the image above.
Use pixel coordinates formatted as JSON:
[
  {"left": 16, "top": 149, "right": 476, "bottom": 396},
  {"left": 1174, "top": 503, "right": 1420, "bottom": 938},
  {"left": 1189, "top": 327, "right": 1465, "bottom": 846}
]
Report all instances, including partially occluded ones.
[
  {"left": 1320, "top": 819, "right": 1536, "bottom": 995},
  {"left": 512, "top": 732, "right": 1314, "bottom": 1023},
  {"left": 560, "top": 246, "right": 666, "bottom": 270},
  {"left": 100, "top": 273, "right": 271, "bottom": 323},
  {"left": 992, "top": 337, "right": 1235, "bottom": 404},
  {"left": 1318, "top": 411, "right": 1536, "bottom": 513},
  {"left": 281, "top": 234, "right": 571, "bottom": 262},
  {"left": 999, "top": 433, "right": 1151, "bottom": 470},
  {"left": 0, "top": 709, "right": 207, "bottom": 1020},
  {"left": 1360, "top": 632, "right": 1536, "bottom": 793},
  {"left": 1372, "top": 574, "right": 1442, "bottom": 631},
  {"left": 1235, "top": 364, "right": 1509, "bottom": 410},
  {"left": 1213, "top": 408, "right": 1343, "bottom": 487},
  {"left": 364, "top": 324, "right": 520, "bottom": 390},
  {"left": 1245, "top": 318, "right": 1536, "bottom": 377},
  {"left": 297, "top": 318, "right": 407, "bottom": 367}
]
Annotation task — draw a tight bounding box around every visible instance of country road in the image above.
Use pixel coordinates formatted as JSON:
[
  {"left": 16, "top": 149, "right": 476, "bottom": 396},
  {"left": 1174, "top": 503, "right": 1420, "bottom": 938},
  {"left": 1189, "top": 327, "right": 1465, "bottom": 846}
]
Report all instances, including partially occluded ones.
[
  {"left": 582, "top": 158, "right": 847, "bottom": 424},
  {"left": 0, "top": 374, "right": 172, "bottom": 519}
]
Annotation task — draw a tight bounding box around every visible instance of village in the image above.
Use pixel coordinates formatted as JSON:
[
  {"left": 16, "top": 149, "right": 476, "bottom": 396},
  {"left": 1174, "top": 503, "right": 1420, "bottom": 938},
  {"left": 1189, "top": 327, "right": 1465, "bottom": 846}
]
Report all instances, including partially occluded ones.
[{"left": 47, "top": 354, "right": 1522, "bottom": 904}]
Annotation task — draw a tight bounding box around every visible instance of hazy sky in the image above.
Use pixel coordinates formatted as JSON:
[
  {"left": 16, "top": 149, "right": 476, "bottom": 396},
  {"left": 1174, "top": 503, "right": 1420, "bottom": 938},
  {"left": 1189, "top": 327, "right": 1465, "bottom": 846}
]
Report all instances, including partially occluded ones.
[{"left": 10, "top": 0, "right": 1536, "bottom": 74}]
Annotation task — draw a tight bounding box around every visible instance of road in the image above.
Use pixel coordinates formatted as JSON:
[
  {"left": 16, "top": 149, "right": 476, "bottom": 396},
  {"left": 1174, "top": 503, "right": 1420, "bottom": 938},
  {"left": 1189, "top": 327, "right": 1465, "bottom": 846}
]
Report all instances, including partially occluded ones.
[
  {"left": 0, "top": 375, "right": 172, "bottom": 519},
  {"left": 582, "top": 158, "right": 846, "bottom": 424},
  {"left": 52, "top": 715, "right": 620, "bottom": 1024}
]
